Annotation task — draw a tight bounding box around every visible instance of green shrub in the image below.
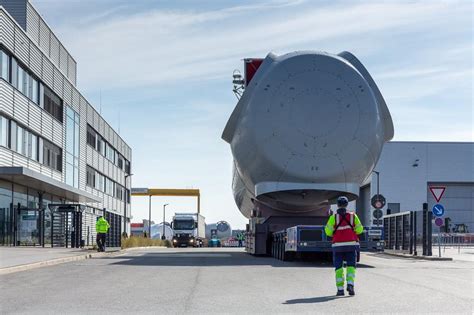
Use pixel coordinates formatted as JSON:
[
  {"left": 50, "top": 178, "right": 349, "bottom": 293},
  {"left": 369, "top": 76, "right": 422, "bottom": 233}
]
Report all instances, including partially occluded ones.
[{"left": 121, "top": 236, "right": 171, "bottom": 249}]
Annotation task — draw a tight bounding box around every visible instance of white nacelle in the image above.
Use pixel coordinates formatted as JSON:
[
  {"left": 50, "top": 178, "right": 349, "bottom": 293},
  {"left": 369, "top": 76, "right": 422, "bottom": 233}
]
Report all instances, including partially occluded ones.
[{"left": 223, "top": 51, "right": 394, "bottom": 218}]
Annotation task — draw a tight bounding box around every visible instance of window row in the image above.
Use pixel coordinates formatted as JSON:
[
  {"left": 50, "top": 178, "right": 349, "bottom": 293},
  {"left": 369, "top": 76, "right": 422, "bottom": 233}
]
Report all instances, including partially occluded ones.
[
  {"left": 0, "top": 47, "right": 63, "bottom": 122},
  {"left": 0, "top": 114, "right": 62, "bottom": 172},
  {"left": 86, "top": 124, "right": 130, "bottom": 174},
  {"left": 86, "top": 166, "right": 130, "bottom": 203}
]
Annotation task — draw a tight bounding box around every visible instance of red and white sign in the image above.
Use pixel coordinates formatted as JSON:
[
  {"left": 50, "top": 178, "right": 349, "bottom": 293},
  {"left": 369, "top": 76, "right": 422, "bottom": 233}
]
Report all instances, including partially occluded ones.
[{"left": 429, "top": 186, "right": 446, "bottom": 203}]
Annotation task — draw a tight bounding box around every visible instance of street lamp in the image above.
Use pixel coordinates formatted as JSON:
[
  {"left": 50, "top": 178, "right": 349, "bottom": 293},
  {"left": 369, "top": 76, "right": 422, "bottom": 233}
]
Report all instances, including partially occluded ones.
[
  {"left": 123, "top": 173, "right": 133, "bottom": 238},
  {"left": 162, "top": 203, "right": 169, "bottom": 240},
  {"left": 148, "top": 195, "right": 152, "bottom": 238}
]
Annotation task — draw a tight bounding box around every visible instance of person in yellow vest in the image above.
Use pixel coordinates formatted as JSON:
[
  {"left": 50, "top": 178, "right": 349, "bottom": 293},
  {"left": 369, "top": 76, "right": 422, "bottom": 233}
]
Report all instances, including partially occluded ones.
[
  {"left": 325, "top": 196, "right": 364, "bottom": 296},
  {"left": 96, "top": 215, "right": 110, "bottom": 252}
]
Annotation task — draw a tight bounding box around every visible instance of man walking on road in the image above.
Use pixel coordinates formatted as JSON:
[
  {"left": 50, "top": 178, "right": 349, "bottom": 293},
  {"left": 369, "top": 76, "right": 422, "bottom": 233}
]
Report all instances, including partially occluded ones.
[
  {"left": 325, "top": 196, "right": 364, "bottom": 296},
  {"left": 96, "top": 215, "right": 110, "bottom": 252}
]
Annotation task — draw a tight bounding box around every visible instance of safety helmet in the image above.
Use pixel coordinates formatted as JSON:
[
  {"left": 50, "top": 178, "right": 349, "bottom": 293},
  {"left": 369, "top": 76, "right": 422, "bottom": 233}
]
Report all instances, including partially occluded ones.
[{"left": 337, "top": 196, "right": 349, "bottom": 207}]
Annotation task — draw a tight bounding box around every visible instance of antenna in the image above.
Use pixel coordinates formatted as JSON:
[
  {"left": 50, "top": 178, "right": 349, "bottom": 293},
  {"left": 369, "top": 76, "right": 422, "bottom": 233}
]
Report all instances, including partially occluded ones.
[
  {"left": 118, "top": 110, "right": 121, "bottom": 135},
  {"left": 99, "top": 90, "right": 102, "bottom": 115}
]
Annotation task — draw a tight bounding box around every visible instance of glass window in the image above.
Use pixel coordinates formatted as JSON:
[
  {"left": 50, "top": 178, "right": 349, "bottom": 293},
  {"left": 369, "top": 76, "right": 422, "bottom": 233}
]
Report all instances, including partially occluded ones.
[
  {"left": 16, "top": 65, "right": 23, "bottom": 91},
  {"left": 65, "top": 163, "right": 74, "bottom": 186},
  {"left": 16, "top": 125, "right": 24, "bottom": 155},
  {"left": 0, "top": 50, "right": 9, "bottom": 81},
  {"left": 42, "top": 139, "right": 62, "bottom": 172},
  {"left": 38, "top": 138, "right": 43, "bottom": 164},
  {"left": 10, "top": 121, "right": 17, "bottom": 152},
  {"left": 86, "top": 166, "right": 95, "bottom": 187},
  {"left": 0, "top": 116, "right": 8, "bottom": 147},
  {"left": 43, "top": 86, "right": 63, "bottom": 122},
  {"left": 87, "top": 125, "right": 96, "bottom": 148},
  {"left": 30, "top": 77, "right": 38, "bottom": 104},
  {"left": 30, "top": 134, "right": 37, "bottom": 161}
]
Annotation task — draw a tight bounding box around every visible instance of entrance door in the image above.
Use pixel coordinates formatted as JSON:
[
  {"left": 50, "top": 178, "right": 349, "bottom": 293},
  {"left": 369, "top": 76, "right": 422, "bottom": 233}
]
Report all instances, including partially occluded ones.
[{"left": 17, "top": 209, "right": 40, "bottom": 246}]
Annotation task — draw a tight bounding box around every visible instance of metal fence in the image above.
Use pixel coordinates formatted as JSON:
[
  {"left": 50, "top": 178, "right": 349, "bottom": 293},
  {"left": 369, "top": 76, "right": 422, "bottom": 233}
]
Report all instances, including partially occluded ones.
[
  {"left": 432, "top": 233, "right": 474, "bottom": 247},
  {"left": 383, "top": 206, "right": 433, "bottom": 256}
]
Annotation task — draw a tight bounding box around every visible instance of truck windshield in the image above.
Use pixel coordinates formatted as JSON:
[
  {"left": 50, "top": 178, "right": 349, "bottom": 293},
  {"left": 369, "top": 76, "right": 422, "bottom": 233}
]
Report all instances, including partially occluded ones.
[{"left": 173, "top": 219, "right": 195, "bottom": 230}]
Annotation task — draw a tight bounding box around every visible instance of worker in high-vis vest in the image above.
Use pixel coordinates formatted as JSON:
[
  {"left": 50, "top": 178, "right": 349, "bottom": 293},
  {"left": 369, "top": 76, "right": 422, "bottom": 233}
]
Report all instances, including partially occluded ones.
[
  {"left": 325, "top": 196, "right": 364, "bottom": 296},
  {"left": 96, "top": 215, "right": 110, "bottom": 252}
]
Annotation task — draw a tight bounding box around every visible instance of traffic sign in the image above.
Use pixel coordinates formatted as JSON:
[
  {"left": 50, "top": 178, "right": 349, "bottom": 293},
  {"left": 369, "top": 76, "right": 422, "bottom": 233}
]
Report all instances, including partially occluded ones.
[
  {"left": 371, "top": 194, "right": 386, "bottom": 209},
  {"left": 373, "top": 209, "right": 383, "bottom": 219},
  {"left": 432, "top": 204, "right": 445, "bottom": 217},
  {"left": 429, "top": 186, "right": 446, "bottom": 203},
  {"left": 434, "top": 218, "right": 444, "bottom": 227}
]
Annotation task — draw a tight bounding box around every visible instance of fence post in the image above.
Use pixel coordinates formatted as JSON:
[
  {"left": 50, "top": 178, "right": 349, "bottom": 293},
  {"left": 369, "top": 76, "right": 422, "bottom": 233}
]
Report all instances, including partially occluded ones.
[
  {"left": 422, "top": 203, "right": 428, "bottom": 255},
  {"left": 427, "top": 206, "right": 433, "bottom": 256}
]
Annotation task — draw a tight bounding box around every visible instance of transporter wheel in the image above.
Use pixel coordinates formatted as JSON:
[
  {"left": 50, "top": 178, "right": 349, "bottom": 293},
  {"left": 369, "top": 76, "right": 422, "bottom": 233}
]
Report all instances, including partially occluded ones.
[{"left": 279, "top": 241, "right": 284, "bottom": 261}]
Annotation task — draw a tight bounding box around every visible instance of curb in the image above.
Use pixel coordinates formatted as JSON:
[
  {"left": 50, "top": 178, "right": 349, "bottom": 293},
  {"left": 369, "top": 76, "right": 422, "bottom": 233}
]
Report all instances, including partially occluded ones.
[
  {"left": 0, "top": 250, "right": 119, "bottom": 276},
  {"left": 0, "top": 246, "right": 170, "bottom": 275},
  {"left": 378, "top": 251, "right": 453, "bottom": 261}
]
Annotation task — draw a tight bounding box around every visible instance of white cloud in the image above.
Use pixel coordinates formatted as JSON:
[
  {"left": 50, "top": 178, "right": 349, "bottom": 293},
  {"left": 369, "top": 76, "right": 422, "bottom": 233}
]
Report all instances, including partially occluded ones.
[{"left": 50, "top": 1, "right": 471, "bottom": 92}]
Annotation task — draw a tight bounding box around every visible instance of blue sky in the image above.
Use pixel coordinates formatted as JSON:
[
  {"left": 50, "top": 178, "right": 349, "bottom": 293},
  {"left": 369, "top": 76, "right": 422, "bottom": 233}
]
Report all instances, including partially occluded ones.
[{"left": 31, "top": 0, "right": 472, "bottom": 228}]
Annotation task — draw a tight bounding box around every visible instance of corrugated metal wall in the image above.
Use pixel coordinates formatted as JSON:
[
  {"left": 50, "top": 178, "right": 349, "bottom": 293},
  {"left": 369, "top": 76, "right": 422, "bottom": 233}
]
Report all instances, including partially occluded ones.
[{"left": 0, "top": 8, "right": 132, "bottom": 217}]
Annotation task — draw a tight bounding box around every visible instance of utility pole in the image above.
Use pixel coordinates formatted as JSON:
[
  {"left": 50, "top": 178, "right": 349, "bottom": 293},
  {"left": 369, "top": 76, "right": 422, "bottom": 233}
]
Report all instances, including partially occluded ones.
[
  {"left": 162, "top": 204, "right": 169, "bottom": 240},
  {"left": 148, "top": 195, "right": 152, "bottom": 238}
]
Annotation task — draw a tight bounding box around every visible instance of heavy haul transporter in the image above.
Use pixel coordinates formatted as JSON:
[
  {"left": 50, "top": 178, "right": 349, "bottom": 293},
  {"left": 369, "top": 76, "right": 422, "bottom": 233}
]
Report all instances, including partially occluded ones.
[{"left": 222, "top": 51, "right": 393, "bottom": 258}]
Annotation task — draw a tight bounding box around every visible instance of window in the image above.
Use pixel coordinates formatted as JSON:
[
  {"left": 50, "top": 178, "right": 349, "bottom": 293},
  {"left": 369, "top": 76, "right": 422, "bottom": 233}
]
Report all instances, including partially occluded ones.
[
  {"left": 117, "top": 154, "right": 124, "bottom": 170},
  {"left": 86, "top": 125, "right": 96, "bottom": 148},
  {"left": 43, "top": 85, "right": 63, "bottom": 122},
  {"left": 30, "top": 76, "right": 39, "bottom": 104},
  {"left": 86, "top": 166, "right": 95, "bottom": 187},
  {"left": 42, "top": 139, "right": 62, "bottom": 172},
  {"left": 125, "top": 160, "right": 131, "bottom": 175},
  {"left": 16, "top": 125, "right": 24, "bottom": 155},
  {"left": 0, "top": 50, "right": 9, "bottom": 81},
  {"left": 0, "top": 116, "right": 8, "bottom": 147}
]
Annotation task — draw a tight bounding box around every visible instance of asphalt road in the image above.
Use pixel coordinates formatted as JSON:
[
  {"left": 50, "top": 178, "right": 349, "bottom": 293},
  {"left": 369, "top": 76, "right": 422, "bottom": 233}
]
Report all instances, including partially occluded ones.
[{"left": 0, "top": 247, "right": 472, "bottom": 314}]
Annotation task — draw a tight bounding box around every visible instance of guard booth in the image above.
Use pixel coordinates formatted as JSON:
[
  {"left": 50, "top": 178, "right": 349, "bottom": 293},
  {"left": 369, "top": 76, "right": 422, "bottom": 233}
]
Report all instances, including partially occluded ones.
[{"left": 383, "top": 204, "right": 433, "bottom": 256}]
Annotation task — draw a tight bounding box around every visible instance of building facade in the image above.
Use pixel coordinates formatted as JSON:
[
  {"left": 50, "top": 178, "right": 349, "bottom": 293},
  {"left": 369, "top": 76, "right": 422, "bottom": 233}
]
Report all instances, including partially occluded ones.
[
  {"left": 358, "top": 142, "right": 473, "bottom": 232},
  {"left": 0, "top": 0, "right": 132, "bottom": 247}
]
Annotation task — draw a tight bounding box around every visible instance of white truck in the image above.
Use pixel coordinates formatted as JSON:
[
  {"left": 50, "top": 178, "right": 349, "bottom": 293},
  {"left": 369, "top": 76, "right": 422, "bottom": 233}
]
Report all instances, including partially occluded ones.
[{"left": 171, "top": 213, "right": 205, "bottom": 247}]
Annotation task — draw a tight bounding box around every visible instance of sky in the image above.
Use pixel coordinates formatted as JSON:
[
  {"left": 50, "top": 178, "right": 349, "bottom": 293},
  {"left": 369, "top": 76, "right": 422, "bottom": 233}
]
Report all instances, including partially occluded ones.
[{"left": 31, "top": 0, "right": 473, "bottom": 229}]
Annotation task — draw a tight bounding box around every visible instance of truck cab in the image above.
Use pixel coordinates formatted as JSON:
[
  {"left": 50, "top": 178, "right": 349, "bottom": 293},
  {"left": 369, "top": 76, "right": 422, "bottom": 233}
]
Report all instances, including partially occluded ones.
[{"left": 171, "top": 213, "right": 205, "bottom": 247}]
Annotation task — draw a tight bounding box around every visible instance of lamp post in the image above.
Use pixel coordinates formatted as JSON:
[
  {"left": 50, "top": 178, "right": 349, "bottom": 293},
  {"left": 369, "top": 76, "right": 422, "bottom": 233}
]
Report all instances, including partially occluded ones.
[
  {"left": 162, "top": 203, "right": 169, "bottom": 240},
  {"left": 123, "top": 173, "right": 133, "bottom": 238},
  {"left": 148, "top": 195, "right": 152, "bottom": 238},
  {"left": 372, "top": 170, "right": 380, "bottom": 197}
]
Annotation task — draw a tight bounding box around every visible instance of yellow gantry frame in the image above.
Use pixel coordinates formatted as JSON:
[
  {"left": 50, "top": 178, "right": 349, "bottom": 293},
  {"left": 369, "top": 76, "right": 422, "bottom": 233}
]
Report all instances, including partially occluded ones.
[{"left": 131, "top": 188, "right": 200, "bottom": 213}]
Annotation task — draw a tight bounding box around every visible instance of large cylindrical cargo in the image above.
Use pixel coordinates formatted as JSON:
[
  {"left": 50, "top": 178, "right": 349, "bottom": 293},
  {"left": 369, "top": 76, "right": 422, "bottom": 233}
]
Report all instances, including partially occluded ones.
[
  {"left": 205, "top": 221, "right": 232, "bottom": 239},
  {"left": 150, "top": 223, "right": 173, "bottom": 240},
  {"left": 223, "top": 51, "right": 393, "bottom": 218}
]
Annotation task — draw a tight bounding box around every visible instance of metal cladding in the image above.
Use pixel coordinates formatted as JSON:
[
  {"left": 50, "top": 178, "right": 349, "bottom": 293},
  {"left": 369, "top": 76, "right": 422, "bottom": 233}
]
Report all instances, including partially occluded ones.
[{"left": 222, "top": 51, "right": 394, "bottom": 218}]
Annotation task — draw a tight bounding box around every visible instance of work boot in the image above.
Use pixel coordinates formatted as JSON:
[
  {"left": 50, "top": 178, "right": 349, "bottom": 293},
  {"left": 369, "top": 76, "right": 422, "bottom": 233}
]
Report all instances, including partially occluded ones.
[
  {"left": 347, "top": 284, "right": 355, "bottom": 296},
  {"left": 336, "top": 289, "right": 345, "bottom": 296}
]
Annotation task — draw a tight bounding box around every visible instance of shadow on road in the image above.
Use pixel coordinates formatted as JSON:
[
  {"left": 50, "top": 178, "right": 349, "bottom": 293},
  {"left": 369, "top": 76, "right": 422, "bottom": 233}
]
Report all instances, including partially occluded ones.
[
  {"left": 284, "top": 295, "right": 348, "bottom": 304},
  {"left": 106, "top": 250, "right": 375, "bottom": 268}
]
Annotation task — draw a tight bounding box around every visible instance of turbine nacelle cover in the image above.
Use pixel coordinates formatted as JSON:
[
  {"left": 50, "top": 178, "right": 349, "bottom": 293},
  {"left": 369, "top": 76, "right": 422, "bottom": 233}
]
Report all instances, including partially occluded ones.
[{"left": 223, "top": 51, "right": 394, "bottom": 218}]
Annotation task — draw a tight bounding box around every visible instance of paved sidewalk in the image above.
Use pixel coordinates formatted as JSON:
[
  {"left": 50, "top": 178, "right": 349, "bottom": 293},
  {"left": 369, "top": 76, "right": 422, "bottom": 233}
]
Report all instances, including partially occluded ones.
[{"left": 0, "top": 247, "right": 94, "bottom": 269}]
